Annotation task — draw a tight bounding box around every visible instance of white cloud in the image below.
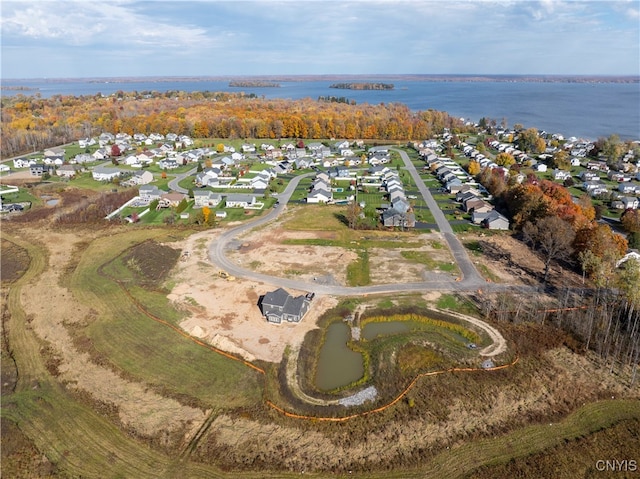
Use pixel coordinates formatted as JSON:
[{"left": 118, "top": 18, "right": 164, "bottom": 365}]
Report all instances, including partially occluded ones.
[{"left": 1, "top": 1, "right": 209, "bottom": 48}]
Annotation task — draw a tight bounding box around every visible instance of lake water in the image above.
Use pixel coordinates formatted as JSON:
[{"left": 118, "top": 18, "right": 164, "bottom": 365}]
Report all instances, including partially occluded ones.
[{"left": 2, "top": 77, "right": 638, "bottom": 140}]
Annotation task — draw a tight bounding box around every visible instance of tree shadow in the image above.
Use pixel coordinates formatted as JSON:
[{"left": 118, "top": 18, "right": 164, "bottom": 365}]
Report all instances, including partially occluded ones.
[{"left": 334, "top": 212, "right": 349, "bottom": 227}]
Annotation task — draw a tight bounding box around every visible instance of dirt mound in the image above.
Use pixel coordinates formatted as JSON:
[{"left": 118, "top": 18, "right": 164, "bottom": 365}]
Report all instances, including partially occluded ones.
[{"left": 123, "top": 240, "right": 181, "bottom": 284}]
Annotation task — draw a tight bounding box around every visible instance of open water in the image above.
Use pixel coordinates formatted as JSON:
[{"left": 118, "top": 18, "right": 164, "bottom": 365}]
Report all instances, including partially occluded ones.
[{"left": 2, "top": 77, "right": 638, "bottom": 141}]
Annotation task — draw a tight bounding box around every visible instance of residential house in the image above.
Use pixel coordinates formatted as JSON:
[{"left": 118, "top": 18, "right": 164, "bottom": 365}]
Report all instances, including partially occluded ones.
[
  {"left": 580, "top": 171, "right": 600, "bottom": 181},
  {"left": 56, "top": 164, "right": 80, "bottom": 178},
  {"left": 464, "top": 197, "right": 493, "bottom": 214},
  {"left": 587, "top": 160, "right": 609, "bottom": 172},
  {"left": 177, "top": 135, "right": 193, "bottom": 147},
  {"left": 329, "top": 166, "right": 350, "bottom": 178},
  {"left": 382, "top": 208, "right": 416, "bottom": 228},
  {"left": 608, "top": 171, "right": 632, "bottom": 182},
  {"left": 13, "top": 157, "right": 33, "bottom": 169},
  {"left": 92, "top": 149, "right": 109, "bottom": 161},
  {"left": 92, "top": 166, "right": 121, "bottom": 181},
  {"left": 482, "top": 210, "right": 510, "bottom": 230},
  {"left": 44, "top": 147, "right": 65, "bottom": 158},
  {"left": 73, "top": 153, "right": 94, "bottom": 164},
  {"left": 158, "top": 158, "right": 179, "bottom": 170},
  {"left": 193, "top": 190, "right": 222, "bottom": 208},
  {"left": 294, "top": 158, "right": 313, "bottom": 169},
  {"left": 29, "top": 163, "right": 54, "bottom": 176},
  {"left": 158, "top": 192, "right": 187, "bottom": 208},
  {"left": 334, "top": 140, "right": 350, "bottom": 150},
  {"left": 391, "top": 197, "right": 411, "bottom": 214},
  {"left": 98, "top": 132, "right": 115, "bottom": 146},
  {"left": 618, "top": 183, "right": 640, "bottom": 194},
  {"left": 139, "top": 185, "right": 165, "bottom": 201},
  {"left": 307, "top": 142, "right": 325, "bottom": 152},
  {"left": 260, "top": 287, "right": 312, "bottom": 324},
  {"left": 225, "top": 194, "right": 256, "bottom": 208},
  {"left": 44, "top": 155, "right": 65, "bottom": 166},
  {"left": 130, "top": 170, "right": 154, "bottom": 185},
  {"left": 307, "top": 188, "right": 332, "bottom": 204},
  {"left": 250, "top": 176, "right": 269, "bottom": 190},
  {"left": 613, "top": 197, "right": 639, "bottom": 210},
  {"left": 553, "top": 169, "right": 571, "bottom": 181},
  {"left": 196, "top": 167, "right": 222, "bottom": 187}
]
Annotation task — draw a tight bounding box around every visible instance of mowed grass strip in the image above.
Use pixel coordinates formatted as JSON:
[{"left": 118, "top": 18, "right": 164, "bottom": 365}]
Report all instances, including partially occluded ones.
[
  {"left": 346, "top": 249, "right": 370, "bottom": 286},
  {"left": 70, "top": 229, "right": 263, "bottom": 409},
  {"left": 420, "top": 399, "right": 640, "bottom": 479}
]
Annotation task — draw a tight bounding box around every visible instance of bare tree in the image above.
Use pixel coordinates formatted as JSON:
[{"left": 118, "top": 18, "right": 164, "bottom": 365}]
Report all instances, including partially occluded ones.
[{"left": 523, "top": 216, "right": 575, "bottom": 283}]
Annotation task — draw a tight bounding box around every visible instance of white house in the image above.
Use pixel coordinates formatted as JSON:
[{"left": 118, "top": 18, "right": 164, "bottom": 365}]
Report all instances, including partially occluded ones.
[
  {"left": 130, "top": 170, "right": 154, "bottom": 185},
  {"left": 13, "top": 158, "right": 34, "bottom": 168},
  {"left": 158, "top": 158, "right": 179, "bottom": 170},
  {"left": 225, "top": 194, "right": 256, "bottom": 208},
  {"left": 139, "top": 185, "right": 165, "bottom": 201},
  {"left": 193, "top": 190, "right": 222, "bottom": 208},
  {"left": 92, "top": 166, "right": 121, "bottom": 181},
  {"left": 307, "top": 188, "right": 332, "bottom": 204}
]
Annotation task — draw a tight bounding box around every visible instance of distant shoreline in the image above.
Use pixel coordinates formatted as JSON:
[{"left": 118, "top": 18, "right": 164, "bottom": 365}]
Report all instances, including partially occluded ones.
[{"left": 3, "top": 74, "right": 638, "bottom": 84}]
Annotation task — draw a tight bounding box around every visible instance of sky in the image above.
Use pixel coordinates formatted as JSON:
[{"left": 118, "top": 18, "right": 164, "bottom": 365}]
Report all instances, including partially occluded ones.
[{"left": 1, "top": 0, "right": 639, "bottom": 79}]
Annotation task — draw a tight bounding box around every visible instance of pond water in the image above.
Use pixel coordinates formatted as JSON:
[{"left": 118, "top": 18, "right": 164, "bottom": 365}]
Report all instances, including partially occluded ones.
[
  {"left": 46, "top": 199, "right": 59, "bottom": 206},
  {"left": 315, "top": 322, "right": 363, "bottom": 391},
  {"left": 362, "top": 321, "right": 413, "bottom": 340},
  {"left": 315, "top": 320, "right": 424, "bottom": 390}
]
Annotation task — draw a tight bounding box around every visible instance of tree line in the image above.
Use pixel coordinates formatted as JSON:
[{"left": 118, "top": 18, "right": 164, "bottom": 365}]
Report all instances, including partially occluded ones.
[{"left": 1, "top": 91, "right": 471, "bottom": 158}]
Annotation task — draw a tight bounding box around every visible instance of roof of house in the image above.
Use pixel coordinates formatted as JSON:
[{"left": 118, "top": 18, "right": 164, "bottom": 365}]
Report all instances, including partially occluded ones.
[
  {"left": 226, "top": 193, "right": 255, "bottom": 203},
  {"left": 262, "top": 288, "right": 310, "bottom": 319}
]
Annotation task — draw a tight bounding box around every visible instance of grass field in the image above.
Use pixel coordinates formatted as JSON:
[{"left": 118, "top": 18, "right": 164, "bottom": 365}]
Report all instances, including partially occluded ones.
[{"left": 70, "top": 229, "right": 264, "bottom": 409}]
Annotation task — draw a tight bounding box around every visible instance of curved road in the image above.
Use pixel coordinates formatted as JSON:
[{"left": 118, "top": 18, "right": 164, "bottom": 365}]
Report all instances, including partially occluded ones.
[
  {"left": 208, "top": 154, "right": 529, "bottom": 296},
  {"left": 168, "top": 167, "right": 197, "bottom": 193}
]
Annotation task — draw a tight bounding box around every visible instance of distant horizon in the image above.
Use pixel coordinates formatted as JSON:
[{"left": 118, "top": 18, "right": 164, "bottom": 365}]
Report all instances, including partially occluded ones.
[{"left": 3, "top": 73, "right": 639, "bottom": 82}]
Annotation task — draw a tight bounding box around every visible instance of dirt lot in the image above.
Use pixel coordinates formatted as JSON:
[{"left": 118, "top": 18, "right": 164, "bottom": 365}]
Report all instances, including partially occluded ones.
[
  {"left": 166, "top": 223, "right": 585, "bottom": 365},
  {"left": 168, "top": 229, "right": 339, "bottom": 363}
]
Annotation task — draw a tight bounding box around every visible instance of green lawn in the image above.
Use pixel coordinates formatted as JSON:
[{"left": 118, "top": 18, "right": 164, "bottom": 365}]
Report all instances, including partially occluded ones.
[{"left": 346, "top": 249, "right": 370, "bottom": 286}]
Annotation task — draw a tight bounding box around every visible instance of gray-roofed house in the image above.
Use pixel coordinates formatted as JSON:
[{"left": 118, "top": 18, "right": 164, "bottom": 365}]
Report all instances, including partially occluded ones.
[
  {"left": 139, "top": 184, "right": 165, "bottom": 200},
  {"left": 382, "top": 208, "right": 416, "bottom": 228},
  {"left": 225, "top": 194, "right": 255, "bottom": 208},
  {"left": 260, "top": 288, "right": 311, "bottom": 324},
  {"left": 92, "top": 166, "right": 121, "bottom": 181},
  {"left": 482, "top": 210, "right": 510, "bottom": 230},
  {"left": 193, "top": 189, "right": 222, "bottom": 207}
]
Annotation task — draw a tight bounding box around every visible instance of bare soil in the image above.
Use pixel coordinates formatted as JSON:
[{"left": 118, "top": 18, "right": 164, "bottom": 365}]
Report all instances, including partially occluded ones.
[{"left": 168, "top": 230, "right": 338, "bottom": 363}]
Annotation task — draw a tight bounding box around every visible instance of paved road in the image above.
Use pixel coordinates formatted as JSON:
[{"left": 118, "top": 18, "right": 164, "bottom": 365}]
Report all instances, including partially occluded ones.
[
  {"left": 389, "top": 147, "right": 486, "bottom": 287},
  {"left": 168, "top": 167, "right": 197, "bottom": 193},
  {"left": 208, "top": 157, "right": 530, "bottom": 296}
]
